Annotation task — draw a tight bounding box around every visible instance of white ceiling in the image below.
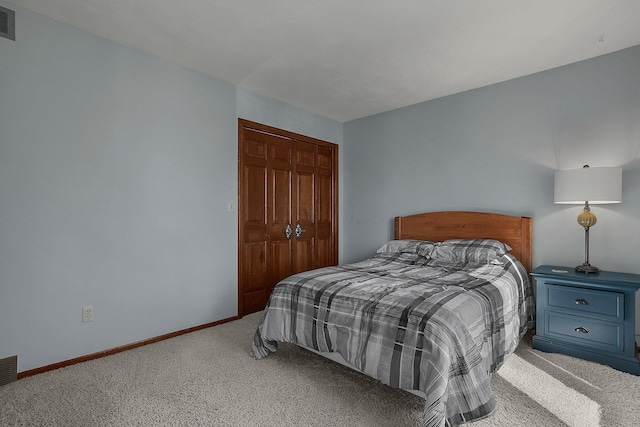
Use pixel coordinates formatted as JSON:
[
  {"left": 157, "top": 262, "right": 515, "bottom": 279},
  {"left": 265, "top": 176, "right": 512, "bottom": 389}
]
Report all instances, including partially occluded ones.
[{"left": 16, "top": 0, "right": 640, "bottom": 122}]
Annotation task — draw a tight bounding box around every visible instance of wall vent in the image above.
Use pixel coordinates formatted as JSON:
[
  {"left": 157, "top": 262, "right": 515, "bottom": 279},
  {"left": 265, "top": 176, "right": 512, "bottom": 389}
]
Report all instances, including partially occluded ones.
[
  {"left": 0, "top": 5, "right": 15, "bottom": 41},
  {"left": 0, "top": 355, "right": 18, "bottom": 386}
]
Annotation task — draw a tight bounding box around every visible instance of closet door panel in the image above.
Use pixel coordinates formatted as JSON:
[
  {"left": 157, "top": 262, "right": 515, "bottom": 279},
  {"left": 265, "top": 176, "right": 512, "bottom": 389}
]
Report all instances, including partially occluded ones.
[
  {"left": 267, "top": 138, "right": 293, "bottom": 288},
  {"left": 270, "top": 240, "right": 292, "bottom": 286},
  {"left": 241, "top": 242, "right": 268, "bottom": 314},
  {"left": 239, "top": 130, "right": 269, "bottom": 314},
  {"left": 239, "top": 128, "right": 292, "bottom": 314},
  {"left": 315, "top": 146, "right": 334, "bottom": 267},
  {"left": 292, "top": 140, "right": 316, "bottom": 274}
]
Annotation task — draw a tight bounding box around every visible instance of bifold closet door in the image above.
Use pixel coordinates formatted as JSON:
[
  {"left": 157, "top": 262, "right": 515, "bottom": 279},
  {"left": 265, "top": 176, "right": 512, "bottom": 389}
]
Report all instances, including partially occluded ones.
[
  {"left": 239, "top": 128, "right": 293, "bottom": 315},
  {"left": 291, "top": 140, "right": 335, "bottom": 274},
  {"left": 238, "top": 120, "right": 338, "bottom": 316}
]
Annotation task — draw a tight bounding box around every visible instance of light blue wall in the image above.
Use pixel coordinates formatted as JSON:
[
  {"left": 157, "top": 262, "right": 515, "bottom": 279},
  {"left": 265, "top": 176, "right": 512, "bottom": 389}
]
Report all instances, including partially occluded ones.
[
  {"left": 0, "top": 3, "right": 342, "bottom": 372},
  {"left": 344, "top": 46, "right": 640, "bottom": 269},
  {"left": 343, "top": 45, "right": 640, "bottom": 339},
  {"left": 237, "top": 88, "right": 343, "bottom": 146}
]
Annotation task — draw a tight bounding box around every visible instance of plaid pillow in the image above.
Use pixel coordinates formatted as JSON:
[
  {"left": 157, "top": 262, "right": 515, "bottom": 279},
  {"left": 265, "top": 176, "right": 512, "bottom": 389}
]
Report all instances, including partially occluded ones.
[
  {"left": 431, "top": 239, "right": 511, "bottom": 264},
  {"left": 376, "top": 240, "right": 436, "bottom": 258}
]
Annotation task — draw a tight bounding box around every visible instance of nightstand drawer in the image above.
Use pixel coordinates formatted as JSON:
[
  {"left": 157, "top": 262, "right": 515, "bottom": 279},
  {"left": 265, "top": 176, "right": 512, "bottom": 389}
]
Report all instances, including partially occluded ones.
[
  {"left": 546, "top": 284, "right": 623, "bottom": 320},
  {"left": 545, "top": 311, "right": 623, "bottom": 353}
]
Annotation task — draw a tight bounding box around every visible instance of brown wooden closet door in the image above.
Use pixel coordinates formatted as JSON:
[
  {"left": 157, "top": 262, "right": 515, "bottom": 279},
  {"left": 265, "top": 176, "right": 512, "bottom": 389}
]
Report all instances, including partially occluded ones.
[
  {"left": 292, "top": 140, "right": 316, "bottom": 274},
  {"left": 239, "top": 128, "right": 293, "bottom": 315},
  {"left": 315, "top": 145, "right": 335, "bottom": 268},
  {"left": 238, "top": 120, "right": 338, "bottom": 317},
  {"left": 291, "top": 142, "right": 337, "bottom": 273}
]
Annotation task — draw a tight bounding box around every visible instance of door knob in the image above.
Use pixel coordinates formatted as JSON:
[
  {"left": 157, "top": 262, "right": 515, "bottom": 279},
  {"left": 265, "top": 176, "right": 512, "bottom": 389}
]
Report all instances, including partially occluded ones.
[
  {"left": 284, "top": 224, "right": 292, "bottom": 239},
  {"left": 295, "top": 224, "right": 305, "bottom": 238}
]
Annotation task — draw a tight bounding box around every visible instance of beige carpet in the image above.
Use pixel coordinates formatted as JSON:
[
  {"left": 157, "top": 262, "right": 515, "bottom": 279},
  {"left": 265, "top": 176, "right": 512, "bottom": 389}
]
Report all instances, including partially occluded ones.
[{"left": 1, "top": 312, "right": 638, "bottom": 426}]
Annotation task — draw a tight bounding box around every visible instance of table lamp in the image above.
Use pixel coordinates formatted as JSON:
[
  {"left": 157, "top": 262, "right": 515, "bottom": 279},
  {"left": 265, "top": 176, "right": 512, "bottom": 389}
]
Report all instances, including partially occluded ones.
[{"left": 554, "top": 165, "right": 622, "bottom": 273}]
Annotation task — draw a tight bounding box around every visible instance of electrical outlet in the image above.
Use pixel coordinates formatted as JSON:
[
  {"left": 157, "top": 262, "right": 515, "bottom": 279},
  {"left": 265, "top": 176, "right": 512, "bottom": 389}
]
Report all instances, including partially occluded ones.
[{"left": 82, "top": 305, "right": 94, "bottom": 323}]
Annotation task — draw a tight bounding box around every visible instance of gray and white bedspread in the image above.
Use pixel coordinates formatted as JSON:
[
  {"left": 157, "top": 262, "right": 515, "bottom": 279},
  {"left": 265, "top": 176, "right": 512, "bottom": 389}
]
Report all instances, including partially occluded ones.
[{"left": 251, "top": 251, "right": 534, "bottom": 427}]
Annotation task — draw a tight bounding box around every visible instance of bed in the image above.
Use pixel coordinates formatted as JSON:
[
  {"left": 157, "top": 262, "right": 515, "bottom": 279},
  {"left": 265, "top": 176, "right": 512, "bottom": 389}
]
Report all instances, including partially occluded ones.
[{"left": 251, "top": 211, "right": 534, "bottom": 427}]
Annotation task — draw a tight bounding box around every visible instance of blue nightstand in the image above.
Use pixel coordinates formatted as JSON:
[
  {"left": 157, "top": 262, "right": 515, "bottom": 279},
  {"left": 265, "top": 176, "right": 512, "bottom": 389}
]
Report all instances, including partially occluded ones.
[{"left": 531, "top": 265, "right": 640, "bottom": 375}]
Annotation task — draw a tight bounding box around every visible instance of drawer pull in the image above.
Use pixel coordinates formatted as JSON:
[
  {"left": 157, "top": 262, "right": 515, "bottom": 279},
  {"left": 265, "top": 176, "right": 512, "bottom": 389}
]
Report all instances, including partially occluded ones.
[
  {"left": 574, "top": 326, "right": 589, "bottom": 334},
  {"left": 573, "top": 298, "right": 589, "bottom": 305}
]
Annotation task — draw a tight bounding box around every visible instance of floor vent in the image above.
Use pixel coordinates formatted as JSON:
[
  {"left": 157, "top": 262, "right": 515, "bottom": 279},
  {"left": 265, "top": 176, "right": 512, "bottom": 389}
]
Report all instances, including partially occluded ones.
[
  {"left": 0, "top": 355, "right": 18, "bottom": 386},
  {"left": 0, "top": 5, "right": 16, "bottom": 41}
]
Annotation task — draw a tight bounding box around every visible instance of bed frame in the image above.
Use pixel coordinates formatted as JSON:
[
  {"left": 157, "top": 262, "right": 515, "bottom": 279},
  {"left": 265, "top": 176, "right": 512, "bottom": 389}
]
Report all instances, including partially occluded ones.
[{"left": 395, "top": 211, "right": 532, "bottom": 272}]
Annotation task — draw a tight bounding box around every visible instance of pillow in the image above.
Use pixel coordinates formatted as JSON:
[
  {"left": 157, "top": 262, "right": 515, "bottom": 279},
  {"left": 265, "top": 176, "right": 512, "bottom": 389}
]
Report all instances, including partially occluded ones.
[
  {"left": 376, "top": 239, "right": 436, "bottom": 258},
  {"left": 430, "top": 238, "right": 511, "bottom": 264}
]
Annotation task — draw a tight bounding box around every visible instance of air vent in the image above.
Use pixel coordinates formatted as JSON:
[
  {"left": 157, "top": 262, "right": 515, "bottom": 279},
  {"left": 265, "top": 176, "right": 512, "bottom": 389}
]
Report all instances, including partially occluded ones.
[
  {"left": 0, "top": 355, "right": 18, "bottom": 386},
  {"left": 0, "top": 6, "right": 15, "bottom": 41}
]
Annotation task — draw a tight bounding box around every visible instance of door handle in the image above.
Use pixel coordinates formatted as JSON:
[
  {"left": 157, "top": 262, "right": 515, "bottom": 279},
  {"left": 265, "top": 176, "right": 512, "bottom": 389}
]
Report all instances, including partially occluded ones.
[
  {"left": 295, "top": 223, "right": 305, "bottom": 238},
  {"left": 573, "top": 298, "right": 589, "bottom": 305},
  {"left": 574, "top": 326, "right": 589, "bottom": 334},
  {"left": 284, "top": 224, "right": 292, "bottom": 239}
]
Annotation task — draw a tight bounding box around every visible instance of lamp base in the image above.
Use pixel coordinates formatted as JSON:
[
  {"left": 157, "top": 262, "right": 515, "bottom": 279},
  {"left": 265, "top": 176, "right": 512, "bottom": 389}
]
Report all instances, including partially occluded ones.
[{"left": 575, "top": 263, "right": 600, "bottom": 274}]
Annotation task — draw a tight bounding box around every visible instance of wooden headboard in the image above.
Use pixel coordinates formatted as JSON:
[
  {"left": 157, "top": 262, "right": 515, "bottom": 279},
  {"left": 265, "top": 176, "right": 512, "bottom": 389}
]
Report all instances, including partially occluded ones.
[{"left": 395, "top": 211, "right": 532, "bottom": 272}]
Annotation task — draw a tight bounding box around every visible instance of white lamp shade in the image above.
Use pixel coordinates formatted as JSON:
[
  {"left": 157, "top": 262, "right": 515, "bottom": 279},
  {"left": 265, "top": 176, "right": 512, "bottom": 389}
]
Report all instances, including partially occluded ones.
[{"left": 554, "top": 166, "right": 622, "bottom": 204}]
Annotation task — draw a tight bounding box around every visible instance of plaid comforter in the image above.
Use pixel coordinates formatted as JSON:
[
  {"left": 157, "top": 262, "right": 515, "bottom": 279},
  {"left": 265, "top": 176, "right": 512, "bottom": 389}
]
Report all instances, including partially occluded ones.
[{"left": 251, "top": 251, "right": 534, "bottom": 426}]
